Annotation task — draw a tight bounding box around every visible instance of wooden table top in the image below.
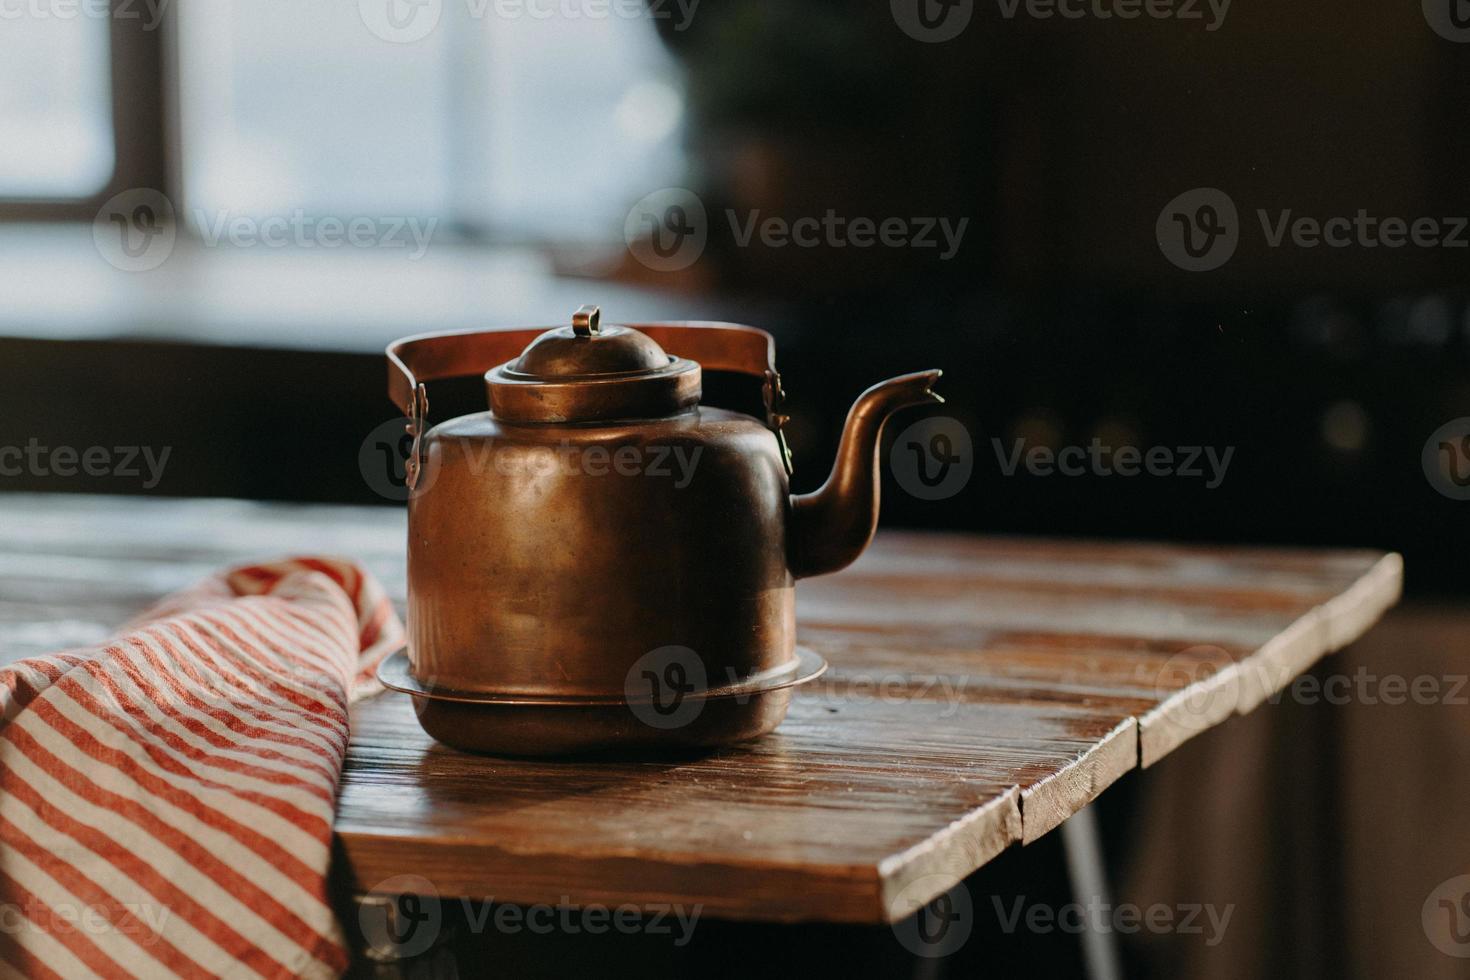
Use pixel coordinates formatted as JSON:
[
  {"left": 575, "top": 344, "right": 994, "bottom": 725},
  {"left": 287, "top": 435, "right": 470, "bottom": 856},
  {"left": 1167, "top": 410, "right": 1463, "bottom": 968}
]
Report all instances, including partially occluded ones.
[{"left": 0, "top": 494, "right": 1402, "bottom": 924}]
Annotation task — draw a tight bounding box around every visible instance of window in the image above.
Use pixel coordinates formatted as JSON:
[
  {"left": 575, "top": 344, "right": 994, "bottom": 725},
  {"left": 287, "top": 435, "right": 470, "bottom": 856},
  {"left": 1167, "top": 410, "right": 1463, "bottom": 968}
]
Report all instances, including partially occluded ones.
[
  {"left": 0, "top": 9, "right": 114, "bottom": 197},
  {"left": 173, "top": 0, "right": 687, "bottom": 244}
]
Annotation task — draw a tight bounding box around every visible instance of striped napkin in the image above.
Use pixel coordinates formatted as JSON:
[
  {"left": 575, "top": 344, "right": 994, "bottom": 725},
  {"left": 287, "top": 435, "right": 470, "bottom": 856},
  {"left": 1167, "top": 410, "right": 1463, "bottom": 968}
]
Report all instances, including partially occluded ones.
[{"left": 0, "top": 558, "right": 403, "bottom": 979}]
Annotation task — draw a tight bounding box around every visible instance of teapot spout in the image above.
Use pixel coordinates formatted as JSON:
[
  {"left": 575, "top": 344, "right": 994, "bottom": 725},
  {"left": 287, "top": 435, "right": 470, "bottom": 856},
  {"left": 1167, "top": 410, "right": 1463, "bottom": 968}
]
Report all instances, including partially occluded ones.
[{"left": 788, "top": 370, "right": 943, "bottom": 579}]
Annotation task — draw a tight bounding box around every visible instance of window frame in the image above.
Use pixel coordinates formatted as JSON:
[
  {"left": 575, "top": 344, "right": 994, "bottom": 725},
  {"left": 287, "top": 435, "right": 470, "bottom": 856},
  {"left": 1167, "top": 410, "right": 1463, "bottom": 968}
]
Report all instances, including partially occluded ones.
[{"left": 0, "top": 3, "right": 170, "bottom": 221}]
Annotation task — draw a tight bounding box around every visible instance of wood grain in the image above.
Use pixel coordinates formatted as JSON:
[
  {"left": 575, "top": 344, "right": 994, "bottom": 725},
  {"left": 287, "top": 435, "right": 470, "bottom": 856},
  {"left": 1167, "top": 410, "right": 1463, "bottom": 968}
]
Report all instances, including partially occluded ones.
[{"left": 0, "top": 495, "right": 1401, "bottom": 922}]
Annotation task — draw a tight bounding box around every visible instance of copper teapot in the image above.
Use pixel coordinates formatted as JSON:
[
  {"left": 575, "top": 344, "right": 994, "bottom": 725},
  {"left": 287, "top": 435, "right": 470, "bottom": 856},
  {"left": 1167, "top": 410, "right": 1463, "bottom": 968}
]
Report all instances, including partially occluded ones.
[{"left": 377, "top": 306, "right": 942, "bottom": 755}]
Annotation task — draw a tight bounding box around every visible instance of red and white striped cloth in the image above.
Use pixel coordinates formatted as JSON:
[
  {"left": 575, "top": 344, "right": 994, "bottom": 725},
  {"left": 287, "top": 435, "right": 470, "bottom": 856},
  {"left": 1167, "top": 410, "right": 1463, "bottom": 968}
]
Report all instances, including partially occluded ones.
[{"left": 0, "top": 558, "right": 403, "bottom": 979}]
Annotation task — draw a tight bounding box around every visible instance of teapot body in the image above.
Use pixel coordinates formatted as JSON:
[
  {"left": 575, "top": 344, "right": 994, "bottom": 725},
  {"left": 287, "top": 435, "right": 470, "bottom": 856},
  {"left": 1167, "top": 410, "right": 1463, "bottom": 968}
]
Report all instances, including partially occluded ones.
[{"left": 408, "top": 406, "right": 796, "bottom": 699}]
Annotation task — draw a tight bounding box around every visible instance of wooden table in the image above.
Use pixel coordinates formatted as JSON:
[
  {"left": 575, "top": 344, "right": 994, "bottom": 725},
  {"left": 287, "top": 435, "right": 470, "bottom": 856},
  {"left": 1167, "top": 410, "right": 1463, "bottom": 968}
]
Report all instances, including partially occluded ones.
[{"left": 0, "top": 494, "right": 1402, "bottom": 930}]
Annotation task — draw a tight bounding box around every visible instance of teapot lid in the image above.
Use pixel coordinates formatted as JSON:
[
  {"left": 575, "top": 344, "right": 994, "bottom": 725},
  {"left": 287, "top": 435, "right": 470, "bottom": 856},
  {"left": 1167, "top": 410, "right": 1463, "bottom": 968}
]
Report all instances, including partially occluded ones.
[{"left": 486, "top": 306, "right": 702, "bottom": 423}]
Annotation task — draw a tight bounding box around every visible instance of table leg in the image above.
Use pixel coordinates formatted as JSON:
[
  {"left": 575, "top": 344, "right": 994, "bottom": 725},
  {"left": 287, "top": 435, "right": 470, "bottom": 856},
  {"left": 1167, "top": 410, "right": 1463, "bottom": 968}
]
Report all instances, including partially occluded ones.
[
  {"left": 346, "top": 890, "right": 459, "bottom": 979},
  {"left": 909, "top": 955, "right": 948, "bottom": 980},
  {"left": 1060, "top": 804, "right": 1123, "bottom": 980}
]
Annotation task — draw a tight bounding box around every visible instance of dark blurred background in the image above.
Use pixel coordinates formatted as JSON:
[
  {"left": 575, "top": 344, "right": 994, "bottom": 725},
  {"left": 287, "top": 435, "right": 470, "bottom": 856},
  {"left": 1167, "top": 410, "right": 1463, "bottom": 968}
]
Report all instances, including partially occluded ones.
[{"left": 2, "top": 1, "right": 1468, "bottom": 977}]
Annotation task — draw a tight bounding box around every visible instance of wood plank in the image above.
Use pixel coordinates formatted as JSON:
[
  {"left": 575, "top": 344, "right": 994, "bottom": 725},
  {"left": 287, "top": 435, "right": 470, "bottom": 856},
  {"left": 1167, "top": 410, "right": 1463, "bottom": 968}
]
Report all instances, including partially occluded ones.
[
  {"left": 0, "top": 494, "right": 1402, "bottom": 921},
  {"left": 799, "top": 535, "right": 1403, "bottom": 769},
  {"left": 336, "top": 692, "right": 1023, "bottom": 923}
]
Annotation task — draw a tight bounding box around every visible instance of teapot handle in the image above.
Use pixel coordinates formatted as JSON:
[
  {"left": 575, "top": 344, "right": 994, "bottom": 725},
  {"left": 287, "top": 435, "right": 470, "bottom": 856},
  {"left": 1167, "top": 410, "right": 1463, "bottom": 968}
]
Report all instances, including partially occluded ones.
[{"left": 387, "top": 321, "right": 793, "bottom": 487}]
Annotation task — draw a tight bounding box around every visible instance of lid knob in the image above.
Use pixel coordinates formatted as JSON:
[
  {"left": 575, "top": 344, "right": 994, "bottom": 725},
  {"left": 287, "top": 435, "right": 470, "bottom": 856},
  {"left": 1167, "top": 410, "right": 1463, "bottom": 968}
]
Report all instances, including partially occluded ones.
[{"left": 572, "top": 304, "right": 602, "bottom": 338}]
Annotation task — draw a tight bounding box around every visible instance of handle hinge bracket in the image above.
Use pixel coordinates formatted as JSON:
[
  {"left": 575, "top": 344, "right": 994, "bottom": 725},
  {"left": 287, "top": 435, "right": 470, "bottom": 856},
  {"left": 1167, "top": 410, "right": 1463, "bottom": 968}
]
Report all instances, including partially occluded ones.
[
  {"left": 404, "top": 383, "right": 429, "bottom": 490},
  {"left": 764, "top": 370, "right": 794, "bottom": 477}
]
